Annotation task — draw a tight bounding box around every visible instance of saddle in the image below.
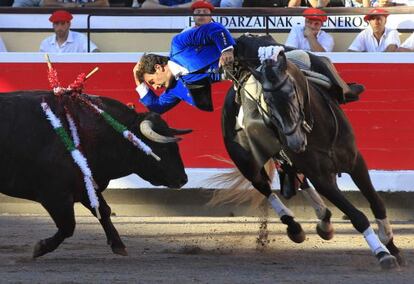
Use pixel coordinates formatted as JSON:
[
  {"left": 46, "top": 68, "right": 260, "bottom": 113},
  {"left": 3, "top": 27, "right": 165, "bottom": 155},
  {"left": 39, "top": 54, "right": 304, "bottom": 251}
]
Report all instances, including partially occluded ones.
[{"left": 234, "top": 33, "right": 360, "bottom": 104}]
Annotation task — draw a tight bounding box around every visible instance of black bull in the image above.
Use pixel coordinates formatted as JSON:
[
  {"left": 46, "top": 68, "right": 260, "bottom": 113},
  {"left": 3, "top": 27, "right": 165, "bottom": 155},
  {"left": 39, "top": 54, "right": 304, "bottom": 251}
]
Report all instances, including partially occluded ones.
[
  {"left": 0, "top": 91, "right": 188, "bottom": 257},
  {"left": 222, "top": 52, "right": 405, "bottom": 269}
]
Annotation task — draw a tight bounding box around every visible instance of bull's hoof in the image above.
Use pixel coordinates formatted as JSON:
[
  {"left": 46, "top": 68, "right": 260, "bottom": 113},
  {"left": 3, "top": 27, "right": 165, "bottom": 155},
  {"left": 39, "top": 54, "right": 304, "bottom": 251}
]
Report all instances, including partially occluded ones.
[
  {"left": 377, "top": 252, "right": 400, "bottom": 270},
  {"left": 281, "top": 215, "right": 306, "bottom": 244},
  {"left": 112, "top": 246, "right": 128, "bottom": 256},
  {"left": 33, "top": 240, "right": 48, "bottom": 258},
  {"left": 316, "top": 222, "right": 334, "bottom": 241}
]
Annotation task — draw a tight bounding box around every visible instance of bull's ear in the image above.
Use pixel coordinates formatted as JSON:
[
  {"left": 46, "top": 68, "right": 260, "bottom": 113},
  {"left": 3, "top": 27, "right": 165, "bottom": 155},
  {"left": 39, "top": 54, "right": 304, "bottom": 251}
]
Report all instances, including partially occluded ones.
[
  {"left": 169, "top": 127, "right": 192, "bottom": 135},
  {"left": 248, "top": 66, "right": 262, "bottom": 81}
]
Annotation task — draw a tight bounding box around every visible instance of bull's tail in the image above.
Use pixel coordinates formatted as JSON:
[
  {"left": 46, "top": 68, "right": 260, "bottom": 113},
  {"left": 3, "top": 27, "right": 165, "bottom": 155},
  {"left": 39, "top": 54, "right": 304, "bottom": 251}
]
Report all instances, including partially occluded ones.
[{"left": 205, "top": 156, "right": 275, "bottom": 209}]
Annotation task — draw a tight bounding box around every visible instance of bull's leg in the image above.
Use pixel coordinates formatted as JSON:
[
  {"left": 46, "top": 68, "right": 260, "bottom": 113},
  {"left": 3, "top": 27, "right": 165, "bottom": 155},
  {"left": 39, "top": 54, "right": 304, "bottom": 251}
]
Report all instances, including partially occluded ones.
[
  {"left": 33, "top": 196, "right": 76, "bottom": 258},
  {"left": 80, "top": 192, "right": 127, "bottom": 256},
  {"left": 253, "top": 168, "right": 305, "bottom": 243},
  {"left": 300, "top": 180, "right": 334, "bottom": 240},
  {"left": 310, "top": 174, "right": 399, "bottom": 270},
  {"left": 349, "top": 152, "right": 405, "bottom": 266}
]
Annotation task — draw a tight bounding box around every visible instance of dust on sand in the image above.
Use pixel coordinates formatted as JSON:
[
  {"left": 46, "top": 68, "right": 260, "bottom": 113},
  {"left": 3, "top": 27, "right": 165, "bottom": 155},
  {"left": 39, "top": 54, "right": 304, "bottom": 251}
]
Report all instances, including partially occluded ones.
[{"left": 0, "top": 215, "right": 413, "bottom": 283}]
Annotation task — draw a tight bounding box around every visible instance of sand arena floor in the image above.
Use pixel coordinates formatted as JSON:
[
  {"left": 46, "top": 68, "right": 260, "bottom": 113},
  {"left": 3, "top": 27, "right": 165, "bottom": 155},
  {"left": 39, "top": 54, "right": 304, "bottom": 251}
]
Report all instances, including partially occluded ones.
[{"left": 0, "top": 214, "right": 413, "bottom": 283}]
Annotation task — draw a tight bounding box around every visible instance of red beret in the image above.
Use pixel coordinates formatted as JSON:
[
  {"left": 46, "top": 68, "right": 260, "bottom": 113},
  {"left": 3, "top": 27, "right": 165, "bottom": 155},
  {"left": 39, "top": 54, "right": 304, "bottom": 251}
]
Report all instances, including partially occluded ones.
[
  {"left": 364, "top": 8, "right": 389, "bottom": 22},
  {"left": 191, "top": 0, "right": 215, "bottom": 11},
  {"left": 302, "top": 8, "right": 327, "bottom": 23},
  {"left": 49, "top": 10, "right": 73, "bottom": 23}
]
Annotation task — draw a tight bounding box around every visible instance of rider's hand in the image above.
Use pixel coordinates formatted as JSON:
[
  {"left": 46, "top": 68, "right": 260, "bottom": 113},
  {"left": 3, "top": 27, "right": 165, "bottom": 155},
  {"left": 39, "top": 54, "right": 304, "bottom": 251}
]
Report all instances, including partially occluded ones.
[
  {"left": 219, "top": 49, "right": 234, "bottom": 69},
  {"left": 133, "top": 62, "right": 141, "bottom": 86}
]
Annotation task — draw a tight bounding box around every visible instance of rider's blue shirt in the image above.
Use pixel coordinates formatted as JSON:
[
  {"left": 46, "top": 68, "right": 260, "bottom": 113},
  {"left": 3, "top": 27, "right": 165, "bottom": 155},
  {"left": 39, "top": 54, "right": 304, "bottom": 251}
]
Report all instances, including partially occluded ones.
[{"left": 138, "top": 22, "right": 235, "bottom": 114}]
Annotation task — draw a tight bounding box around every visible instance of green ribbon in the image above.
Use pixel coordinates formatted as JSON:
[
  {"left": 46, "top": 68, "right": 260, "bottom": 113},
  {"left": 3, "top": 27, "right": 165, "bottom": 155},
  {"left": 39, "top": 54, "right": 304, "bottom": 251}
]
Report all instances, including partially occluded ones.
[
  {"left": 55, "top": 126, "right": 76, "bottom": 152},
  {"left": 100, "top": 111, "right": 127, "bottom": 134}
]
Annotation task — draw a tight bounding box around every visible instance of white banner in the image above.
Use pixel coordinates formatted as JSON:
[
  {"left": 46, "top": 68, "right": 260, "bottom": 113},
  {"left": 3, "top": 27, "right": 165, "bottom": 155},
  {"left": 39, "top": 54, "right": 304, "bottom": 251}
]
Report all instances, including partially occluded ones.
[{"left": 0, "top": 14, "right": 413, "bottom": 30}]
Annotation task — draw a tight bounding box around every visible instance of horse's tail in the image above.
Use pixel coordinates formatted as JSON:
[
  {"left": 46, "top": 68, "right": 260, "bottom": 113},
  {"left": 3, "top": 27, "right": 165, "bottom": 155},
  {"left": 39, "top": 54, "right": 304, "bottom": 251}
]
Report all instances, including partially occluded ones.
[{"left": 206, "top": 156, "right": 275, "bottom": 208}]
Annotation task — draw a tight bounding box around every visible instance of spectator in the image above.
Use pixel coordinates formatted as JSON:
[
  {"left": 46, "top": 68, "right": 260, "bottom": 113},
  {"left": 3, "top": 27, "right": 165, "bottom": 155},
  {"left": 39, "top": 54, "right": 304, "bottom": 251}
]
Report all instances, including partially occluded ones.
[
  {"left": 0, "top": 36, "right": 7, "bottom": 52},
  {"left": 348, "top": 8, "right": 400, "bottom": 52},
  {"left": 220, "top": 0, "right": 242, "bottom": 7},
  {"left": 288, "top": 0, "right": 330, "bottom": 8},
  {"left": 243, "top": 0, "right": 292, "bottom": 7},
  {"left": 182, "top": 0, "right": 214, "bottom": 32},
  {"left": 191, "top": 0, "right": 214, "bottom": 27},
  {"left": 42, "top": 0, "right": 109, "bottom": 7},
  {"left": 140, "top": 0, "right": 195, "bottom": 8},
  {"left": 368, "top": 0, "right": 394, "bottom": 7},
  {"left": 40, "top": 10, "right": 100, "bottom": 53},
  {"left": 285, "top": 8, "right": 334, "bottom": 52},
  {"left": 342, "top": 0, "right": 370, "bottom": 7},
  {"left": 396, "top": 32, "right": 414, "bottom": 52},
  {"left": 0, "top": 0, "right": 13, "bottom": 6},
  {"left": 12, "top": 0, "right": 41, "bottom": 7}
]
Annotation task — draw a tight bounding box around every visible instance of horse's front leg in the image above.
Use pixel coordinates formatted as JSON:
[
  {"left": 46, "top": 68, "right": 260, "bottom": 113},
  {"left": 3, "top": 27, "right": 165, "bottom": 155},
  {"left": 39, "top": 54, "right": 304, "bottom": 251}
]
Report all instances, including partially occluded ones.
[
  {"left": 300, "top": 179, "right": 334, "bottom": 240},
  {"left": 309, "top": 173, "right": 399, "bottom": 270},
  {"left": 252, "top": 170, "right": 305, "bottom": 243},
  {"left": 349, "top": 151, "right": 405, "bottom": 266}
]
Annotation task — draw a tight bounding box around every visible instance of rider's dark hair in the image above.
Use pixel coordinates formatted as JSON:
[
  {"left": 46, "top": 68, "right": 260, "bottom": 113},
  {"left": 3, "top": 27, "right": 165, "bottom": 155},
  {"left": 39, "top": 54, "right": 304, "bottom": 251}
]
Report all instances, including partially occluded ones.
[{"left": 136, "top": 53, "right": 170, "bottom": 82}]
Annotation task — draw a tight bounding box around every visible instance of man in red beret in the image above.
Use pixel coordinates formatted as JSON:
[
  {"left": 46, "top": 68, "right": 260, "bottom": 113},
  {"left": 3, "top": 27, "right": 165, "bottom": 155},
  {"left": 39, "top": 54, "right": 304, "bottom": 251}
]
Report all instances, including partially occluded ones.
[
  {"left": 285, "top": 8, "right": 334, "bottom": 52},
  {"left": 191, "top": 0, "right": 214, "bottom": 28},
  {"left": 40, "top": 10, "right": 100, "bottom": 53},
  {"left": 348, "top": 8, "right": 400, "bottom": 52}
]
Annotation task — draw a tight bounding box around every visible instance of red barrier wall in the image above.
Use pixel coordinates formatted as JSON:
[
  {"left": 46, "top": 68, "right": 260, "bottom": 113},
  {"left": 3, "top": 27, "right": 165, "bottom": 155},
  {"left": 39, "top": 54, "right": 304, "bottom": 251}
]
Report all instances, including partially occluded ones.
[{"left": 1, "top": 60, "right": 414, "bottom": 170}]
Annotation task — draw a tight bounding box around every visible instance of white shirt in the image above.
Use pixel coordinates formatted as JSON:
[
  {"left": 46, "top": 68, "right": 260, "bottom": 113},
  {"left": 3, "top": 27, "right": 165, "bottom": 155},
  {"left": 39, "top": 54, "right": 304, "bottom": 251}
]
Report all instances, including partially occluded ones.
[
  {"left": 390, "top": 0, "right": 414, "bottom": 6},
  {"left": 348, "top": 26, "right": 400, "bottom": 52},
  {"left": 40, "top": 30, "right": 98, "bottom": 53},
  {"left": 0, "top": 36, "right": 7, "bottom": 52},
  {"left": 401, "top": 32, "right": 414, "bottom": 50},
  {"left": 285, "top": 26, "right": 334, "bottom": 52}
]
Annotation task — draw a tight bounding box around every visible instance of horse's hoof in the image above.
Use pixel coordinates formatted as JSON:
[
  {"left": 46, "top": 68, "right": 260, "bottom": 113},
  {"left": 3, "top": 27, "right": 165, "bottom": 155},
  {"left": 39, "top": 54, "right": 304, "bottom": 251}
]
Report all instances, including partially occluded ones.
[
  {"left": 287, "top": 229, "right": 306, "bottom": 243},
  {"left": 394, "top": 253, "right": 407, "bottom": 267},
  {"left": 112, "top": 246, "right": 128, "bottom": 256},
  {"left": 33, "top": 240, "right": 47, "bottom": 258},
  {"left": 386, "top": 239, "right": 407, "bottom": 266},
  {"left": 316, "top": 222, "right": 334, "bottom": 241},
  {"left": 378, "top": 252, "right": 400, "bottom": 270},
  {"left": 281, "top": 215, "right": 306, "bottom": 243}
]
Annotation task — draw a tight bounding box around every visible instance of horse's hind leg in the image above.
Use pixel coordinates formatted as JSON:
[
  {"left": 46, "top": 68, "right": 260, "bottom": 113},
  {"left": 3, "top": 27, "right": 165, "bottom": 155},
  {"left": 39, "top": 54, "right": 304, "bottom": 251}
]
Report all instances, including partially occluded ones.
[
  {"left": 310, "top": 174, "right": 399, "bottom": 270},
  {"left": 349, "top": 152, "right": 405, "bottom": 266},
  {"left": 33, "top": 194, "right": 76, "bottom": 258},
  {"left": 300, "top": 179, "right": 334, "bottom": 240},
  {"left": 253, "top": 168, "right": 305, "bottom": 243},
  {"left": 81, "top": 192, "right": 127, "bottom": 256}
]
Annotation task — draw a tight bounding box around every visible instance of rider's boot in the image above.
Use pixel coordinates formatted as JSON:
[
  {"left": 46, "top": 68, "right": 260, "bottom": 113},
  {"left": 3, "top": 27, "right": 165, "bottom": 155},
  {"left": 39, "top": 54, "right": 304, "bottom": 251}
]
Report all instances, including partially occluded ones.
[{"left": 309, "top": 54, "right": 365, "bottom": 104}]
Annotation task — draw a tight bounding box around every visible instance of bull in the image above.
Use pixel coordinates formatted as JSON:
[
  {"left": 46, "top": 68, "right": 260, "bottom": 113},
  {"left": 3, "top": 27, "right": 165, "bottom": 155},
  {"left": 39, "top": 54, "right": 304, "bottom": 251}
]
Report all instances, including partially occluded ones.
[{"left": 0, "top": 90, "right": 189, "bottom": 258}]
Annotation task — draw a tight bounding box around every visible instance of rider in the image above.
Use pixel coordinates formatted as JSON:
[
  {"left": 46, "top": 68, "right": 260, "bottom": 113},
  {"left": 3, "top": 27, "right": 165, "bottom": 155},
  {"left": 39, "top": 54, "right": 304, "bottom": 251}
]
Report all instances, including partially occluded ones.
[
  {"left": 133, "top": 1, "right": 235, "bottom": 113},
  {"left": 133, "top": 1, "right": 363, "bottom": 113}
]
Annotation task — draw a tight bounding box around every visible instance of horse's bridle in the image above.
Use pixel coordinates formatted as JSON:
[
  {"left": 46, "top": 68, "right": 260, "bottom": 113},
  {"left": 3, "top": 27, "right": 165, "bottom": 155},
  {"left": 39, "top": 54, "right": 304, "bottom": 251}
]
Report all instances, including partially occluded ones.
[
  {"left": 223, "top": 67, "right": 313, "bottom": 139},
  {"left": 262, "top": 74, "right": 313, "bottom": 137}
]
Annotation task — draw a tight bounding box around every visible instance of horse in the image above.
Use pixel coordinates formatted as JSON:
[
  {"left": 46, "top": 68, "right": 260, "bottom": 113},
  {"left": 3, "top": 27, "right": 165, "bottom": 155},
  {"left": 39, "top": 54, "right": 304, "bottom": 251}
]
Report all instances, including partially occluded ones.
[{"left": 222, "top": 47, "right": 405, "bottom": 269}]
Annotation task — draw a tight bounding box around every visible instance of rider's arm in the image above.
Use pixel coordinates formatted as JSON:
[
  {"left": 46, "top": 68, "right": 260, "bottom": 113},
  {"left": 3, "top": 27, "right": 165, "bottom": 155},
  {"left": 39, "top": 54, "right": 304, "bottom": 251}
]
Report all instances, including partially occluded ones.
[{"left": 136, "top": 83, "right": 181, "bottom": 114}]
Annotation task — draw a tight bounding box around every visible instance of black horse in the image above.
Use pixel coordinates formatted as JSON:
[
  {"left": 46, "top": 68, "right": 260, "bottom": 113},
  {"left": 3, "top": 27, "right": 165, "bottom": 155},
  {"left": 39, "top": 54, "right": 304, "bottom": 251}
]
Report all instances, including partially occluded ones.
[{"left": 222, "top": 49, "right": 404, "bottom": 270}]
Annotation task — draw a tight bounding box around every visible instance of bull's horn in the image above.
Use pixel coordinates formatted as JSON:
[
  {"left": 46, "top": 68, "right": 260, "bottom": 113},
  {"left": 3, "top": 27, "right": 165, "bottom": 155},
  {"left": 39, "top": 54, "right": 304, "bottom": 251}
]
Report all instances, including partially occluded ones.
[
  {"left": 169, "top": 127, "right": 192, "bottom": 135},
  {"left": 140, "top": 120, "right": 181, "bottom": 143}
]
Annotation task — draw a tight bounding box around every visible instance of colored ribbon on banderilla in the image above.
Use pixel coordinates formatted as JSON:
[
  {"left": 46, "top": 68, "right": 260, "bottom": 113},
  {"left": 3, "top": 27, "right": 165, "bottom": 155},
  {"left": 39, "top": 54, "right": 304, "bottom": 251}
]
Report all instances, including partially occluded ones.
[
  {"left": 41, "top": 101, "right": 101, "bottom": 219},
  {"left": 44, "top": 54, "right": 160, "bottom": 160}
]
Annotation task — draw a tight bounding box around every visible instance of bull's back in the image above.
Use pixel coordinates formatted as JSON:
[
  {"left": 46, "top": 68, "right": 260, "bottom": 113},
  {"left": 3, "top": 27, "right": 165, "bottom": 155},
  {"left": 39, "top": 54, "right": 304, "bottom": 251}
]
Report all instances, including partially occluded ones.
[{"left": 0, "top": 91, "right": 75, "bottom": 199}]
